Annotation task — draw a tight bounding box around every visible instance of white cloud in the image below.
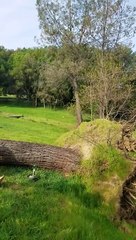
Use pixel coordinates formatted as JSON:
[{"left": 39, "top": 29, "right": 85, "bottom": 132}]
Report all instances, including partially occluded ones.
[{"left": 0, "top": 0, "right": 40, "bottom": 49}]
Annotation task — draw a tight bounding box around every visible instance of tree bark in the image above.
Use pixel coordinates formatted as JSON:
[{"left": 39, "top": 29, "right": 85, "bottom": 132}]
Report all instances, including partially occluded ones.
[
  {"left": 120, "top": 167, "right": 136, "bottom": 220},
  {"left": 73, "top": 78, "right": 82, "bottom": 125},
  {"left": 0, "top": 140, "right": 80, "bottom": 173},
  {"left": 43, "top": 99, "right": 46, "bottom": 108},
  {"left": 34, "top": 96, "right": 38, "bottom": 107}
]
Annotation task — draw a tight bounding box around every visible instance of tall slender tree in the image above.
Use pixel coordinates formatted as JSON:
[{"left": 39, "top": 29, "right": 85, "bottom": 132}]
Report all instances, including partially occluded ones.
[
  {"left": 36, "top": 0, "right": 136, "bottom": 49},
  {"left": 36, "top": 0, "right": 136, "bottom": 124}
]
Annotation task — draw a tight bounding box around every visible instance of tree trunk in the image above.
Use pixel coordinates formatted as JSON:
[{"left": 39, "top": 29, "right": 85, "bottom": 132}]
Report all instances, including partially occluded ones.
[
  {"left": 43, "top": 99, "right": 46, "bottom": 108},
  {"left": 73, "top": 78, "right": 82, "bottom": 125},
  {"left": 99, "top": 104, "right": 105, "bottom": 119},
  {"left": 0, "top": 140, "right": 80, "bottom": 173},
  {"left": 34, "top": 96, "right": 38, "bottom": 107}
]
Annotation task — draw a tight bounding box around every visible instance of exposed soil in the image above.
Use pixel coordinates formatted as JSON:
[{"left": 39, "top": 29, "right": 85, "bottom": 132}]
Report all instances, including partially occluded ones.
[{"left": 120, "top": 167, "right": 136, "bottom": 220}]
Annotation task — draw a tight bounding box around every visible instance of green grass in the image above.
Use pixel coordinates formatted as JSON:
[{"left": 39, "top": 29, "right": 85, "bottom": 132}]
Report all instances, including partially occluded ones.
[
  {"left": 0, "top": 100, "right": 76, "bottom": 145},
  {"left": 87, "top": 144, "right": 131, "bottom": 180},
  {"left": 0, "top": 100, "right": 135, "bottom": 239},
  {"left": 0, "top": 166, "right": 133, "bottom": 240}
]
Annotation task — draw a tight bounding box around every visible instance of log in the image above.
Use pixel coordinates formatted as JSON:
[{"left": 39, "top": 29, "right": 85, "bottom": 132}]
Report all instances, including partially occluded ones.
[
  {"left": 0, "top": 140, "right": 80, "bottom": 173},
  {"left": 9, "top": 115, "right": 24, "bottom": 119}
]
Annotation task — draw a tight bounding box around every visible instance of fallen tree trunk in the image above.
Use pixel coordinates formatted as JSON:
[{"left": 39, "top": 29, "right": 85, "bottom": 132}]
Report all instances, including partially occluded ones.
[{"left": 0, "top": 140, "right": 80, "bottom": 173}]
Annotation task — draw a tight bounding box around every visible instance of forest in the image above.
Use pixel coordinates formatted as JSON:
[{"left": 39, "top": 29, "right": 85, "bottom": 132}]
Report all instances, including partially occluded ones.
[
  {"left": 0, "top": 0, "right": 136, "bottom": 125},
  {"left": 0, "top": 43, "right": 136, "bottom": 123}
]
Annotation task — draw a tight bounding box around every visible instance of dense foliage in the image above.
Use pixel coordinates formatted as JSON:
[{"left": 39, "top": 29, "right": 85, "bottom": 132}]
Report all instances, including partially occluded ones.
[
  {"left": 0, "top": 0, "right": 136, "bottom": 123},
  {"left": 0, "top": 45, "right": 136, "bottom": 121}
]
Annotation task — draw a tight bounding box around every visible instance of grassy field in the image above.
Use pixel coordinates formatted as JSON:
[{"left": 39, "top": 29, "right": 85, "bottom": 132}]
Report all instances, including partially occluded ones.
[
  {"left": 0, "top": 166, "right": 134, "bottom": 240},
  {"left": 0, "top": 99, "right": 135, "bottom": 240},
  {"left": 0, "top": 99, "right": 76, "bottom": 145}
]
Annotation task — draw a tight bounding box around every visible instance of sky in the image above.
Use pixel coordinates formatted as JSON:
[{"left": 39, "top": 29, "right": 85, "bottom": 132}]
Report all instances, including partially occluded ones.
[
  {"left": 0, "top": 0, "right": 136, "bottom": 50},
  {"left": 0, "top": 0, "right": 40, "bottom": 50}
]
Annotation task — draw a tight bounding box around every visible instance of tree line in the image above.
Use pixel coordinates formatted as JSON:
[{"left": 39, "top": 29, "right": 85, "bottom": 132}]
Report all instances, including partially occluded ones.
[{"left": 0, "top": 0, "right": 136, "bottom": 124}]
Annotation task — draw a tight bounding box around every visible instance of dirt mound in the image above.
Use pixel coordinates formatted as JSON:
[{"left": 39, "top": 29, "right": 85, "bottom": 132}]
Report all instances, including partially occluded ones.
[
  {"left": 57, "top": 119, "right": 122, "bottom": 159},
  {"left": 58, "top": 119, "right": 136, "bottom": 220}
]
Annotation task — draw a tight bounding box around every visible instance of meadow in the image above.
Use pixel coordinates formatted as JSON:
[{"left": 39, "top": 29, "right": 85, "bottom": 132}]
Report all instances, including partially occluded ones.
[
  {"left": 0, "top": 99, "right": 76, "bottom": 144},
  {"left": 0, "top": 99, "right": 135, "bottom": 240}
]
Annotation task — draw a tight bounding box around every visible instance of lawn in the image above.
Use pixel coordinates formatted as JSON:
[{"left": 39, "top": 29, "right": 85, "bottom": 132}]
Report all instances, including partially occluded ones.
[
  {"left": 0, "top": 166, "right": 133, "bottom": 240},
  {"left": 0, "top": 99, "right": 135, "bottom": 240},
  {"left": 0, "top": 100, "right": 76, "bottom": 145}
]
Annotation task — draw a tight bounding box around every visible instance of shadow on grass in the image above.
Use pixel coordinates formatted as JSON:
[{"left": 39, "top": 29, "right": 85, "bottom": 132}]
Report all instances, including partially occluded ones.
[
  {"left": 0, "top": 98, "right": 63, "bottom": 109},
  {"left": 0, "top": 98, "right": 33, "bottom": 108},
  {"left": 41, "top": 171, "right": 103, "bottom": 209},
  {"left": 0, "top": 164, "right": 103, "bottom": 209}
]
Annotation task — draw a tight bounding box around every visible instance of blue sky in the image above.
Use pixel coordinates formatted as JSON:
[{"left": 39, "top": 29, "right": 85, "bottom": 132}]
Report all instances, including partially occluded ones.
[
  {"left": 0, "top": 0, "right": 40, "bottom": 49},
  {"left": 0, "top": 0, "right": 136, "bottom": 50}
]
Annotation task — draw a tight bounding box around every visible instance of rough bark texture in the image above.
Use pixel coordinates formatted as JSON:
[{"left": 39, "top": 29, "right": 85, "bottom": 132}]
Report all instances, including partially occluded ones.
[
  {"left": 120, "top": 167, "right": 136, "bottom": 220},
  {"left": 73, "top": 78, "right": 82, "bottom": 125},
  {"left": 0, "top": 140, "right": 80, "bottom": 173}
]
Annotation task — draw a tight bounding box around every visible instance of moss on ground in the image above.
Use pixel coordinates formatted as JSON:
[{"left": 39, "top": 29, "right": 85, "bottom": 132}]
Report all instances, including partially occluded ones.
[
  {"left": 57, "top": 119, "right": 133, "bottom": 207},
  {"left": 57, "top": 119, "right": 122, "bottom": 158}
]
